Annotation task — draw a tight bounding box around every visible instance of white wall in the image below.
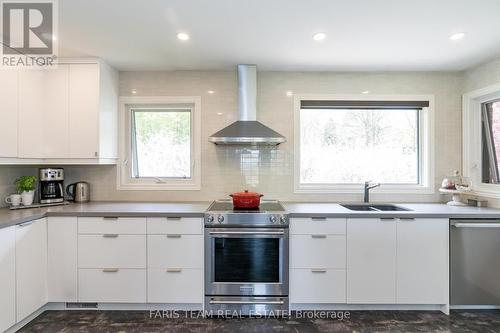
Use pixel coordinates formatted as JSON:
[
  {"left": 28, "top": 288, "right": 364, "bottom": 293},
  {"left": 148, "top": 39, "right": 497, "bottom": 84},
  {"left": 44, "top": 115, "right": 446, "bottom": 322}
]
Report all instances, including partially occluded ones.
[{"left": 54, "top": 70, "right": 463, "bottom": 203}]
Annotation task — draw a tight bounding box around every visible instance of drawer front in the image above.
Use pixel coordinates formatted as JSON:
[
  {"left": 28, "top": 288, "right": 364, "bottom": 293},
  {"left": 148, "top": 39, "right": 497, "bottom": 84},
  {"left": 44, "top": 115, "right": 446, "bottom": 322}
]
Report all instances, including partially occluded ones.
[
  {"left": 78, "top": 217, "right": 146, "bottom": 234},
  {"left": 78, "top": 269, "right": 146, "bottom": 303},
  {"left": 148, "top": 235, "right": 203, "bottom": 269},
  {"left": 78, "top": 235, "right": 146, "bottom": 269},
  {"left": 147, "top": 217, "right": 202, "bottom": 235},
  {"left": 290, "top": 235, "right": 346, "bottom": 269},
  {"left": 290, "top": 269, "right": 346, "bottom": 303},
  {"left": 148, "top": 268, "right": 203, "bottom": 303},
  {"left": 291, "top": 218, "right": 346, "bottom": 235}
]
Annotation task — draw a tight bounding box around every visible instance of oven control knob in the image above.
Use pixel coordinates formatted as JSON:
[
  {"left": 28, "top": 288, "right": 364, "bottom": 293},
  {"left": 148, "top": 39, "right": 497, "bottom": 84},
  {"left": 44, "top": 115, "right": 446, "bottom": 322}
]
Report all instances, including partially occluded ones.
[
  {"left": 269, "top": 215, "right": 277, "bottom": 223},
  {"left": 218, "top": 215, "right": 225, "bottom": 223},
  {"left": 206, "top": 215, "right": 214, "bottom": 223},
  {"left": 280, "top": 215, "right": 287, "bottom": 223}
]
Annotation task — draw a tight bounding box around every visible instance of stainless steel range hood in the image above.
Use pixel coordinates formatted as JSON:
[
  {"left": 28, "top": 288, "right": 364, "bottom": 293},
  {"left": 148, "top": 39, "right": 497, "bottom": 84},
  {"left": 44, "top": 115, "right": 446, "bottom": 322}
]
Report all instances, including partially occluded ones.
[{"left": 209, "top": 65, "right": 286, "bottom": 146}]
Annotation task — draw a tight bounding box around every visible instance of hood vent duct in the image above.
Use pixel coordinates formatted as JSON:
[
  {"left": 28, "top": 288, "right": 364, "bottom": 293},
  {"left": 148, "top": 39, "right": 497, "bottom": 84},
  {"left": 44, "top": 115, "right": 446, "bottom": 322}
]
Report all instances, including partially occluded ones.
[{"left": 209, "top": 64, "right": 286, "bottom": 146}]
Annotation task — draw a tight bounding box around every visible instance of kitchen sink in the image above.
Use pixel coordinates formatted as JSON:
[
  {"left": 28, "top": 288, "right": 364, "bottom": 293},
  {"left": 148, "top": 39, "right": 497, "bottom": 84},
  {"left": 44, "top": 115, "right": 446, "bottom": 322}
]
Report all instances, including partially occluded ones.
[{"left": 341, "top": 204, "right": 412, "bottom": 212}]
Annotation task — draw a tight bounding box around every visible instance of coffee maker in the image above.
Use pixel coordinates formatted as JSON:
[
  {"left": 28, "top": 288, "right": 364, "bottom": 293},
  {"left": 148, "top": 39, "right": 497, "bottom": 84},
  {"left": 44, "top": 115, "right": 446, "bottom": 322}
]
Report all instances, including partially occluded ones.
[{"left": 39, "top": 168, "right": 65, "bottom": 204}]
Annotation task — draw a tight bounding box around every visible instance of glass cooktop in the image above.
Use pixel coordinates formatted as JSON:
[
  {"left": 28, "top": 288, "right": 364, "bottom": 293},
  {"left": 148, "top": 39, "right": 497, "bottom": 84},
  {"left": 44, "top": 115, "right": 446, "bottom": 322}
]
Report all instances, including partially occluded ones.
[{"left": 207, "top": 200, "right": 286, "bottom": 213}]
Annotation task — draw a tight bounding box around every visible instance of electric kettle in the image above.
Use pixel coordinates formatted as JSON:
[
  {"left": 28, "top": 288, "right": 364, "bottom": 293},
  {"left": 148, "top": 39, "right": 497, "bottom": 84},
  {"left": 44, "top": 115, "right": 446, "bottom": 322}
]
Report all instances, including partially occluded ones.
[{"left": 66, "top": 182, "right": 90, "bottom": 203}]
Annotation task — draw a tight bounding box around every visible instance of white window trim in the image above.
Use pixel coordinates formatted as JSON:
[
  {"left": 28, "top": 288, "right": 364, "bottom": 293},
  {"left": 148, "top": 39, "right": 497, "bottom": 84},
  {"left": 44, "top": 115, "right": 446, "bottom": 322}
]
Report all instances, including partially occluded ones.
[
  {"left": 463, "top": 83, "right": 500, "bottom": 198},
  {"left": 117, "top": 96, "right": 201, "bottom": 191},
  {"left": 293, "top": 94, "right": 435, "bottom": 194}
]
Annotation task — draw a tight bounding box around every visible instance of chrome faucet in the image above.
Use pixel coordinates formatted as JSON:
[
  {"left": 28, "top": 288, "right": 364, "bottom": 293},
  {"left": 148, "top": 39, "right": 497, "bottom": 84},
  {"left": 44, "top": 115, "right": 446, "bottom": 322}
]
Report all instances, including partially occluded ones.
[{"left": 364, "top": 181, "right": 380, "bottom": 203}]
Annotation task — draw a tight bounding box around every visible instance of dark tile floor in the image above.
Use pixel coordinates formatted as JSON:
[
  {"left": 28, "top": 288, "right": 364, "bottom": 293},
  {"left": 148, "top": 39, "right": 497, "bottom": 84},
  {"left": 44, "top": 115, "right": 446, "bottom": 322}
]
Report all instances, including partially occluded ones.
[{"left": 17, "top": 310, "right": 500, "bottom": 333}]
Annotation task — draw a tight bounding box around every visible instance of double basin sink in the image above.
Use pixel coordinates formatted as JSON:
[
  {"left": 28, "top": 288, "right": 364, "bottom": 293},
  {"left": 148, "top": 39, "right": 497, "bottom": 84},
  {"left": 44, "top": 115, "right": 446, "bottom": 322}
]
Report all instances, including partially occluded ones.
[{"left": 340, "top": 204, "right": 412, "bottom": 212}]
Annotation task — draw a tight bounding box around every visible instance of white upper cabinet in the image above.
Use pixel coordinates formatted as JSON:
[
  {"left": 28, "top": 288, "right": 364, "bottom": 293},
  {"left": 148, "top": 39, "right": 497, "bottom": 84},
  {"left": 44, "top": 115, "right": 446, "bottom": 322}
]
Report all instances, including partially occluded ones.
[
  {"left": 396, "top": 218, "right": 449, "bottom": 304},
  {"left": 0, "top": 226, "right": 16, "bottom": 332},
  {"left": 0, "top": 70, "right": 19, "bottom": 158},
  {"left": 15, "top": 218, "right": 48, "bottom": 322},
  {"left": 347, "top": 218, "right": 397, "bottom": 304},
  {"left": 1, "top": 59, "right": 118, "bottom": 163}
]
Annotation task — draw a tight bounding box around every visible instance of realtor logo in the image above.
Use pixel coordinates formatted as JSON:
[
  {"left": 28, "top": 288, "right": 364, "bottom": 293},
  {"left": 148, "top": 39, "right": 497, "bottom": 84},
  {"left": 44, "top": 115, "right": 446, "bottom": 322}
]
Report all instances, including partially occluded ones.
[{"left": 1, "top": 0, "right": 58, "bottom": 67}]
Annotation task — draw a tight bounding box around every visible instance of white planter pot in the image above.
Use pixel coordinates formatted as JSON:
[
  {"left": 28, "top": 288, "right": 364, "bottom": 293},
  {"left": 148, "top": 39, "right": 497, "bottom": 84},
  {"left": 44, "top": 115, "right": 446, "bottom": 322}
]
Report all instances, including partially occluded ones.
[{"left": 21, "top": 190, "right": 35, "bottom": 206}]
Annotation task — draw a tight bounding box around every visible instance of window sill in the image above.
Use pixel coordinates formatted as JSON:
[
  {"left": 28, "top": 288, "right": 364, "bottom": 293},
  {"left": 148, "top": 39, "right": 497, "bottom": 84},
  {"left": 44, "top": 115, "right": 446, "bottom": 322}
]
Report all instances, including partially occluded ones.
[
  {"left": 294, "top": 184, "right": 434, "bottom": 194},
  {"left": 117, "top": 182, "right": 200, "bottom": 191}
]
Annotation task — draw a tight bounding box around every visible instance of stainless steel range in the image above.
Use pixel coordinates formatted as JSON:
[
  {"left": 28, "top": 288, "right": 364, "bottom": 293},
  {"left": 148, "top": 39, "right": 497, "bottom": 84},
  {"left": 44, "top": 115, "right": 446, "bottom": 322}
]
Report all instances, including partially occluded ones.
[{"left": 204, "top": 199, "right": 289, "bottom": 315}]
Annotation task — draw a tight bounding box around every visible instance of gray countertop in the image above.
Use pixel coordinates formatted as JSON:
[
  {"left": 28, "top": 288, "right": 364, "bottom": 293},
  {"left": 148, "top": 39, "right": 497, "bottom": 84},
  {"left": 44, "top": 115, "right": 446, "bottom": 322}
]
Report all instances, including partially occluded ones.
[{"left": 2, "top": 201, "right": 500, "bottom": 230}]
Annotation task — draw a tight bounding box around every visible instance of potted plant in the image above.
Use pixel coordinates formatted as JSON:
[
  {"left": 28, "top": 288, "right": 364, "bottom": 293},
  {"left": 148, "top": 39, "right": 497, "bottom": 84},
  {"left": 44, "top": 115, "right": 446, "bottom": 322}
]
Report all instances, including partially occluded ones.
[{"left": 15, "top": 176, "right": 37, "bottom": 206}]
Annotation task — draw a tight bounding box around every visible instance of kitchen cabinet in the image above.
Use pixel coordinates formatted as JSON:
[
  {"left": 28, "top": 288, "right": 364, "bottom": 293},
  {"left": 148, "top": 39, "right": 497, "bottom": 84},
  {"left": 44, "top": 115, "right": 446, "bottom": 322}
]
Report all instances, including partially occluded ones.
[
  {"left": 347, "top": 218, "right": 397, "bottom": 304},
  {"left": 290, "top": 218, "right": 347, "bottom": 304},
  {"left": 147, "top": 217, "right": 203, "bottom": 304},
  {"left": 0, "top": 70, "right": 19, "bottom": 158},
  {"left": 15, "top": 218, "right": 48, "bottom": 322},
  {"left": 48, "top": 217, "right": 78, "bottom": 302},
  {"left": 396, "top": 218, "right": 448, "bottom": 304},
  {"left": 0, "top": 226, "right": 16, "bottom": 332},
  {"left": 1, "top": 59, "right": 118, "bottom": 164}
]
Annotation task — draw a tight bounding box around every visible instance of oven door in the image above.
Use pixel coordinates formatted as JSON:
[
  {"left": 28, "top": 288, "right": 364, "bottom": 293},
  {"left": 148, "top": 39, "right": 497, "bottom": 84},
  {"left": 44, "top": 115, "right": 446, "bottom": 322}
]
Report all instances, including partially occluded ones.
[{"left": 205, "top": 227, "right": 289, "bottom": 297}]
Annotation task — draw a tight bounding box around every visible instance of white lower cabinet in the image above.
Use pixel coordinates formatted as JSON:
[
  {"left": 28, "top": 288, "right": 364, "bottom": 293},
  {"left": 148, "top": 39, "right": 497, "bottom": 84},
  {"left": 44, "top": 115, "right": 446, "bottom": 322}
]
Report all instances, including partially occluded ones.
[
  {"left": 148, "top": 235, "right": 203, "bottom": 269},
  {"left": 148, "top": 269, "right": 203, "bottom": 303},
  {"left": 78, "top": 269, "right": 146, "bottom": 303},
  {"left": 290, "top": 269, "right": 346, "bottom": 303},
  {"left": 48, "top": 217, "right": 78, "bottom": 302},
  {"left": 396, "top": 218, "right": 448, "bottom": 304},
  {"left": 347, "top": 218, "right": 397, "bottom": 304},
  {"left": 0, "top": 226, "right": 16, "bottom": 332},
  {"left": 15, "top": 218, "right": 48, "bottom": 322}
]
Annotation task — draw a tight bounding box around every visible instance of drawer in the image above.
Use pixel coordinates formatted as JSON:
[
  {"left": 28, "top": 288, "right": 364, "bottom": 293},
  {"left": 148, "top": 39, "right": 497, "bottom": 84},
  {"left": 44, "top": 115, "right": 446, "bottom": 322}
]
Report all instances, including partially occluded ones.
[
  {"left": 78, "top": 217, "right": 146, "bottom": 234},
  {"left": 148, "top": 235, "right": 203, "bottom": 269},
  {"left": 290, "top": 234, "right": 346, "bottom": 269},
  {"left": 78, "top": 269, "right": 146, "bottom": 303},
  {"left": 147, "top": 217, "right": 202, "bottom": 235},
  {"left": 148, "top": 268, "right": 203, "bottom": 303},
  {"left": 290, "top": 269, "right": 346, "bottom": 304},
  {"left": 291, "top": 218, "right": 346, "bottom": 235},
  {"left": 78, "top": 235, "right": 146, "bottom": 269}
]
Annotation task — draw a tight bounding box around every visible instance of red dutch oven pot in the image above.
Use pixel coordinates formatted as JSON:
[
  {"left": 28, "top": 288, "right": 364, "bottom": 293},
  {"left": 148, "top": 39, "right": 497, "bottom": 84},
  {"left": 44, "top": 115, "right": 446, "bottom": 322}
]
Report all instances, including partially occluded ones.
[{"left": 230, "top": 190, "right": 264, "bottom": 209}]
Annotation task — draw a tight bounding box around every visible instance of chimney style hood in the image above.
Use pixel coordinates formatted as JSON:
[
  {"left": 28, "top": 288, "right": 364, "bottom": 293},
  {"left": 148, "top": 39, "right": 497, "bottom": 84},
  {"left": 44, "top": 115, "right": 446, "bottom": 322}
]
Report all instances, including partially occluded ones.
[{"left": 209, "top": 65, "right": 286, "bottom": 146}]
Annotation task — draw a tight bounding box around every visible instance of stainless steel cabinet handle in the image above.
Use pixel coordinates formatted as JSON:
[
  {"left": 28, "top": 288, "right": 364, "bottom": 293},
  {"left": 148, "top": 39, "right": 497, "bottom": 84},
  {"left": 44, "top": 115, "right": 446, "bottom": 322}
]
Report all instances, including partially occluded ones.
[
  {"left": 102, "top": 268, "right": 119, "bottom": 273},
  {"left": 166, "top": 268, "right": 182, "bottom": 273},
  {"left": 103, "top": 217, "right": 119, "bottom": 220},
  {"left": 399, "top": 218, "right": 415, "bottom": 221},
  {"left": 103, "top": 234, "right": 119, "bottom": 238},
  {"left": 167, "top": 217, "right": 181, "bottom": 220},
  {"left": 380, "top": 218, "right": 396, "bottom": 221},
  {"left": 311, "top": 217, "right": 327, "bottom": 221},
  {"left": 166, "top": 234, "right": 182, "bottom": 238},
  {"left": 311, "top": 234, "right": 327, "bottom": 239},
  {"left": 311, "top": 268, "right": 327, "bottom": 273},
  {"left": 18, "top": 220, "right": 34, "bottom": 227},
  {"left": 209, "top": 231, "right": 285, "bottom": 235},
  {"left": 209, "top": 300, "right": 284, "bottom": 305},
  {"left": 453, "top": 223, "right": 500, "bottom": 228}
]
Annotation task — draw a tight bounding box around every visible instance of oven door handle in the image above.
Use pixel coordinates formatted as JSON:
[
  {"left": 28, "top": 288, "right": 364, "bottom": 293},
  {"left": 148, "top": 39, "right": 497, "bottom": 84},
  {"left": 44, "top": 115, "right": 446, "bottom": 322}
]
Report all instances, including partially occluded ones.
[
  {"left": 208, "top": 231, "right": 285, "bottom": 235},
  {"left": 209, "top": 300, "right": 285, "bottom": 305}
]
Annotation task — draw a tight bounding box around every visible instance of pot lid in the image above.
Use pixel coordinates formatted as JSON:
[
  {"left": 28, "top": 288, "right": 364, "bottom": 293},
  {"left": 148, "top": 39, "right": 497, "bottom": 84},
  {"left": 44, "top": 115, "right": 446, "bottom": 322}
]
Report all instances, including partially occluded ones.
[{"left": 230, "top": 190, "right": 263, "bottom": 197}]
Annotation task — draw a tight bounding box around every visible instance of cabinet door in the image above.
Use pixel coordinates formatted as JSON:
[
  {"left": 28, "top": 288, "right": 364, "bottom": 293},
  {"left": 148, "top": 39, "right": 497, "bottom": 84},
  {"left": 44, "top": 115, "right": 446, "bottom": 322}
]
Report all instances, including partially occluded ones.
[
  {"left": 16, "top": 218, "right": 48, "bottom": 321},
  {"left": 18, "top": 70, "right": 44, "bottom": 158},
  {"left": 0, "top": 70, "right": 19, "bottom": 157},
  {"left": 69, "top": 64, "right": 100, "bottom": 158},
  {"left": 42, "top": 66, "right": 70, "bottom": 158},
  {"left": 347, "top": 218, "right": 396, "bottom": 304},
  {"left": 48, "top": 217, "right": 77, "bottom": 302},
  {"left": 397, "top": 218, "right": 448, "bottom": 304},
  {"left": 0, "top": 227, "right": 16, "bottom": 332}
]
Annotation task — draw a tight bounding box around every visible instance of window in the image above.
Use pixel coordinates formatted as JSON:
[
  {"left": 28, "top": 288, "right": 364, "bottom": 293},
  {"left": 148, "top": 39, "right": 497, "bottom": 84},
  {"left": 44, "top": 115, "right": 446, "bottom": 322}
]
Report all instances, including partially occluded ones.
[
  {"left": 118, "top": 96, "right": 201, "bottom": 190},
  {"left": 295, "top": 96, "right": 433, "bottom": 193}
]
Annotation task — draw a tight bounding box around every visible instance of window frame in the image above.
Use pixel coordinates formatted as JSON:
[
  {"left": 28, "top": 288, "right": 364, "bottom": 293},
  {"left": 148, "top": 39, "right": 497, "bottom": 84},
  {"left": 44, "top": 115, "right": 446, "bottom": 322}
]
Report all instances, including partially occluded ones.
[
  {"left": 293, "top": 94, "right": 435, "bottom": 194},
  {"left": 463, "top": 84, "right": 500, "bottom": 198},
  {"left": 117, "top": 96, "right": 201, "bottom": 191}
]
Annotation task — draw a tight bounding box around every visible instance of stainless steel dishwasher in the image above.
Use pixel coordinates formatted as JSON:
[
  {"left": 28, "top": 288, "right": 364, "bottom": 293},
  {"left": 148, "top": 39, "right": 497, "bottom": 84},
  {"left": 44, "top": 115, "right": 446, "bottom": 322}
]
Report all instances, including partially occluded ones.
[{"left": 451, "top": 219, "right": 500, "bottom": 306}]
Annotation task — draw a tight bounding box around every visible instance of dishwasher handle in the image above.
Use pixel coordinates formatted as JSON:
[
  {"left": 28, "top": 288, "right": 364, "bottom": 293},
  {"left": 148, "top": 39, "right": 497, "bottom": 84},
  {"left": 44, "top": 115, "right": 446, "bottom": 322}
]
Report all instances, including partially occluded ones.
[{"left": 452, "top": 222, "right": 500, "bottom": 228}]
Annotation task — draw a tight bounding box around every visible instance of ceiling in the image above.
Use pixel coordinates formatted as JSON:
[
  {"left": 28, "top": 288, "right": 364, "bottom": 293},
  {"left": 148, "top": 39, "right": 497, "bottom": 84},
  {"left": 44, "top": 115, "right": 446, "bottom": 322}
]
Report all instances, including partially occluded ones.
[{"left": 58, "top": 0, "right": 500, "bottom": 71}]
